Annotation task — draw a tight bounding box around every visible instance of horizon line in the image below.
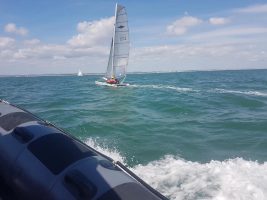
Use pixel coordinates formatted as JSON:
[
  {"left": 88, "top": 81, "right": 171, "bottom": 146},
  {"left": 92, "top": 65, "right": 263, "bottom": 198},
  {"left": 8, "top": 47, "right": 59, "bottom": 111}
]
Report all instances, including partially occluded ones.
[{"left": 1, "top": 68, "right": 266, "bottom": 77}]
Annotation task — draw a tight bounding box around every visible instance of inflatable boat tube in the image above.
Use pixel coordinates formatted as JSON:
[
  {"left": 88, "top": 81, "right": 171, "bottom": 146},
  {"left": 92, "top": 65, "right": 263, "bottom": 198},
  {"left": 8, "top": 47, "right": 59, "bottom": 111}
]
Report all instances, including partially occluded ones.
[{"left": 0, "top": 99, "right": 167, "bottom": 200}]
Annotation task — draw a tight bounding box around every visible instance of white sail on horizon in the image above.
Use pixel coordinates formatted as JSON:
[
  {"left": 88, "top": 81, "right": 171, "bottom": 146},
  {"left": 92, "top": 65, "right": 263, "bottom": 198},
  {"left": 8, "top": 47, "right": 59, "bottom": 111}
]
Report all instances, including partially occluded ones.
[{"left": 77, "top": 69, "right": 83, "bottom": 76}]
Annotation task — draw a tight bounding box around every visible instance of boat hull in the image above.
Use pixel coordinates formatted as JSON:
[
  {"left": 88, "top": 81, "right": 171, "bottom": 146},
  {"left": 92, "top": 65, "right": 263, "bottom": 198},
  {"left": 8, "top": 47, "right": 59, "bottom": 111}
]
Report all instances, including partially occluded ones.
[
  {"left": 95, "top": 81, "right": 129, "bottom": 87},
  {"left": 0, "top": 100, "right": 166, "bottom": 200}
]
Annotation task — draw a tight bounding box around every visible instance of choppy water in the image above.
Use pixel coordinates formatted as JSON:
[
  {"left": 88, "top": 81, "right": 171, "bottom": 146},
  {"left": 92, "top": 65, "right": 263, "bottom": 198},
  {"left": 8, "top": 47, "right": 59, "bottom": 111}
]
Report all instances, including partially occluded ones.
[{"left": 1, "top": 69, "right": 267, "bottom": 199}]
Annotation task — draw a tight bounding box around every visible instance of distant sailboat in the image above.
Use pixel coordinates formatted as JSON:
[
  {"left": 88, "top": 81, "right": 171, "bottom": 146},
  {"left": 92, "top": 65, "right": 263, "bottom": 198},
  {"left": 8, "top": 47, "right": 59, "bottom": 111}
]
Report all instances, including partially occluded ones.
[
  {"left": 77, "top": 69, "right": 83, "bottom": 76},
  {"left": 96, "top": 3, "right": 129, "bottom": 87}
]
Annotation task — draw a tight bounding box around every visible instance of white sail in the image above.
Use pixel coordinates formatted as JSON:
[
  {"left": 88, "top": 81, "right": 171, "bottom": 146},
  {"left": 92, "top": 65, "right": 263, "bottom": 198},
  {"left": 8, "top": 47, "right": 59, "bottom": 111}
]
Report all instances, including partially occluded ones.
[
  {"left": 77, "top": 69, "right": 83, "bottom": 76},
  {"left": 105, "top": 39, "right": 114, "bottom": 79},
  {"left": 105, "top": 4, "right": 129, "bottom": 83}
]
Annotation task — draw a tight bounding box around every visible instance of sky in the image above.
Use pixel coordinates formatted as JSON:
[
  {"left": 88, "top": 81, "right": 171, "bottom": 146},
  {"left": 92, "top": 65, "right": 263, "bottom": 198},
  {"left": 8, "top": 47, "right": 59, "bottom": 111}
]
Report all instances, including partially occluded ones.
[{"left": 0, "top": 0, "right": 267, "bottom": 75}]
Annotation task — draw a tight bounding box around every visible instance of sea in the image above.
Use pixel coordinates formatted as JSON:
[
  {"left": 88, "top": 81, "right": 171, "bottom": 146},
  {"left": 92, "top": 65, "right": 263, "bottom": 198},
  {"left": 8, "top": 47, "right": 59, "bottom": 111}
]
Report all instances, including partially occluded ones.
[{"left": 1, "top": 69, "right": 267, "bottom": 200}]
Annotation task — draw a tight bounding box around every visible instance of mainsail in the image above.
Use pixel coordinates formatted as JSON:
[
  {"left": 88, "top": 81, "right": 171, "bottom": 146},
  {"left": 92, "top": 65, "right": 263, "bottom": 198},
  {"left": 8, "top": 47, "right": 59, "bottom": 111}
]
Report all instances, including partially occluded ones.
[
  {"left": 105, "top": 4, "right": 129, "bottom": 83},
  {"left": 77, "top": 69, "right": 83, "bottom": 76}
]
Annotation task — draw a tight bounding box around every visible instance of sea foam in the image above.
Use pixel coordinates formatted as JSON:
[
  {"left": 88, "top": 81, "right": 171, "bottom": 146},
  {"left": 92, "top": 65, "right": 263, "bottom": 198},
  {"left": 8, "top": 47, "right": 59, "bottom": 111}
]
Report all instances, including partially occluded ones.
[
  {"left": 85, "top": 138, "right": 126, "bottom": 163},
  {"left": 85, "top": 139, "right": 267, "bottom": 200},
  {"left": 131, "top": 84, "right": 267, "bottom": 97},
  {"left": 214, "top": 89, "right": 267, "bottom": 97},
  {"left": 132, "top": 155, "right": 267, "bottom": 200},
  {"left": 129, "top": 84, "right": 195, "bottom": 92}
]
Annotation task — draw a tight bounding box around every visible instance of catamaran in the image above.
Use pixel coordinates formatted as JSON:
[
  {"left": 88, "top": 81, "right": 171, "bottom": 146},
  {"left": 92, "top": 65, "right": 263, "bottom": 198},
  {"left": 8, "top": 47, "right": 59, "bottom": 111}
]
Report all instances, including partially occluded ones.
[{"left": 96, "top": 3, "right": 130, "bottom": 87}]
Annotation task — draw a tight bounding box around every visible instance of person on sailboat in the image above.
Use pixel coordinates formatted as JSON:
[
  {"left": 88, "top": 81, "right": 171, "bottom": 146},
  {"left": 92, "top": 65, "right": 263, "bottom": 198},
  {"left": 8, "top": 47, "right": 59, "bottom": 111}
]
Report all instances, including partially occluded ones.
[{"left": 106, "top": 76, "right": 119, "bottom": 84}]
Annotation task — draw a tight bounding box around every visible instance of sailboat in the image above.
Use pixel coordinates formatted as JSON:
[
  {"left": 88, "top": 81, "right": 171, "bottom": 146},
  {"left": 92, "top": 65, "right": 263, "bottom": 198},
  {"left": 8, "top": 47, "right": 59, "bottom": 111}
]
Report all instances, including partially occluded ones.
[
  {"left": 77, "top": 69, "right": 83, "bottom": 76},
  {"left": 95, "top": 3, "right": 130, "bottom": 87}
]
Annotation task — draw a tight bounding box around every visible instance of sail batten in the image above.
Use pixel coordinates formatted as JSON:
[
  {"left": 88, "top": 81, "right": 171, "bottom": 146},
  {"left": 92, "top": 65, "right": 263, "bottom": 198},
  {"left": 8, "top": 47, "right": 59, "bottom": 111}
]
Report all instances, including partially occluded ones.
[{"left": 104, "top": 4, "right": 129, "bottom": 83}]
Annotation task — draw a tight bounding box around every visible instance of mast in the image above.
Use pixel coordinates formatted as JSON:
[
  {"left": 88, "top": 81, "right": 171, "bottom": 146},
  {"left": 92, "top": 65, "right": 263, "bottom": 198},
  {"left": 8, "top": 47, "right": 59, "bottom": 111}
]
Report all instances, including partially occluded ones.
[{"left": 111, "top": 3, "right": 118, "bottom": 78}]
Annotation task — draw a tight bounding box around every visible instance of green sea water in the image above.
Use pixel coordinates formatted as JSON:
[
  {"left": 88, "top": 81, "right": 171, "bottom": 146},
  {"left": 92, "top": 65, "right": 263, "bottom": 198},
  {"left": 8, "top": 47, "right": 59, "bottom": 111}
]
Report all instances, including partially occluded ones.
[{"left": 1, "top": 69, "right": 267, "bottom": 199}]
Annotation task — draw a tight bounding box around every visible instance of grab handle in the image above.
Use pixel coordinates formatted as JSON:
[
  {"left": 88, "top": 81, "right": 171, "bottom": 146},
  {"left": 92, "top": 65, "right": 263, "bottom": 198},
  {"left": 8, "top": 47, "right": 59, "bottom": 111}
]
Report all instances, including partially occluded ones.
[
  {"left": 12, "top": 127, "right": 33, "bottom": 143},
  {"left": 64, "top": 170, "right": 97, "bottom": 200}
]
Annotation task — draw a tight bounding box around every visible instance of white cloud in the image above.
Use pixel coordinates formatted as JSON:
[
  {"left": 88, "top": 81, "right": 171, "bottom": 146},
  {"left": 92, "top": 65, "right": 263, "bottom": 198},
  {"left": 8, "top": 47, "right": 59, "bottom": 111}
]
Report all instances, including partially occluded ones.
[
  {"left": 166, "top": 16, "right": 202, "bottom": 36},
  {"left": 0, "top": 37, "right": 15, "bottom": 48},
  {"left": 3, "top": 43, "right": 108, "bottom": 61},
  {"left": 23, "top": 39, "right": 41, "bottom": 45},
  {"left": 209, "top": 17, "right": 230, "bottom": 25},
  {"left": 235, "top": 3, "right": 267, "bottom": 13},
  {"left": 130, "top": 41, "right": 267, "bottom": 72},
  {"left": 0, "top": 40, "right": 109, "bottom": 74},
  {"left": 67, "top": 17, "right": 114, "bottom": 47},
  {"left": 4, "top": 23, "right": 28, "bottom": 36},
  {"left": 1, "top": 20, "right": 111, "bottom": 63},
  {"left": 53, "top": 55, "right": 66, "bottom": 60},
  {"left": 191, "top": 27, "right": 267, "bottom": 40},
  {"left": 134, "top": 43, "right": 236, "bottom": 59}
]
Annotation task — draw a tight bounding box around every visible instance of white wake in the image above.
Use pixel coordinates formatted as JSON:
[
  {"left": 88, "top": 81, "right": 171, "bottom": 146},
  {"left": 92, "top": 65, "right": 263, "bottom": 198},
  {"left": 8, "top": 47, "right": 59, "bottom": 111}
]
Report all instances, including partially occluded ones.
[
  {"left": 128, "top": 83, "right": 267, "bottom": 97},
  {"left": 85, "top": 139, "right": 267, "bottom": 200},
  {"left": 213, "top": 89, "right": 267, "bottom": 97},
  {"left": 132, "top": 155, "right": 267, "bottom": 200},
  {"left": 129, "top": 84, "right": 196, "bottom": 92}
]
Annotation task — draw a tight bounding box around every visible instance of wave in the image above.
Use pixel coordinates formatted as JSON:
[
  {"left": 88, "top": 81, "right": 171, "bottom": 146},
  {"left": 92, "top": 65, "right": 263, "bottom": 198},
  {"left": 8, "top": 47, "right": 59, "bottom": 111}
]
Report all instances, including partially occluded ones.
[
  {"left": 129, "top": 84, "right": 196, "bottom": 92},
  {"left": 85, "top": 138, "right": 126, "bottom": 164},
  {"left": 85, "top": 139, "right": 267, "bottom": 200},
  {"left": 213, "top": 89, "right": 267, "bottom": 97},
  {"left": 133, "top": 155, "right": 267, "bottom": 200},
  {"left": 128, "top": 84, "right": 267, "bottom": 97}
]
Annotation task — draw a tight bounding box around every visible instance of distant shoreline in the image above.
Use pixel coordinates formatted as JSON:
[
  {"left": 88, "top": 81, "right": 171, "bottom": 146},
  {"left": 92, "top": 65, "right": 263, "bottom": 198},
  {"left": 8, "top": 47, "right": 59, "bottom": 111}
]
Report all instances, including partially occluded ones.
[{"left": 1, "top": 68, "right": 266, "bottom": 77}]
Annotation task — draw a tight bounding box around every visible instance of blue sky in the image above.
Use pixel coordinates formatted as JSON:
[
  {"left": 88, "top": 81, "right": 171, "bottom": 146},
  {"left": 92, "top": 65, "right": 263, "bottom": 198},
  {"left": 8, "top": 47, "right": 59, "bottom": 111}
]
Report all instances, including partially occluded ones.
[{"left": 0, "top": 0, "right": 267, "bottom": 75}]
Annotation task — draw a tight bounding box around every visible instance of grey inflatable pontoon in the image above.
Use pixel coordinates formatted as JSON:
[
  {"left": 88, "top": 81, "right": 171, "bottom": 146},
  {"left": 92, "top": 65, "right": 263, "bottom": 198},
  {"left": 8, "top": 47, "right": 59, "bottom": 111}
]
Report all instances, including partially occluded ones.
[{"left": 0, "top": 100, "right": 167, "bottom": 200}]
